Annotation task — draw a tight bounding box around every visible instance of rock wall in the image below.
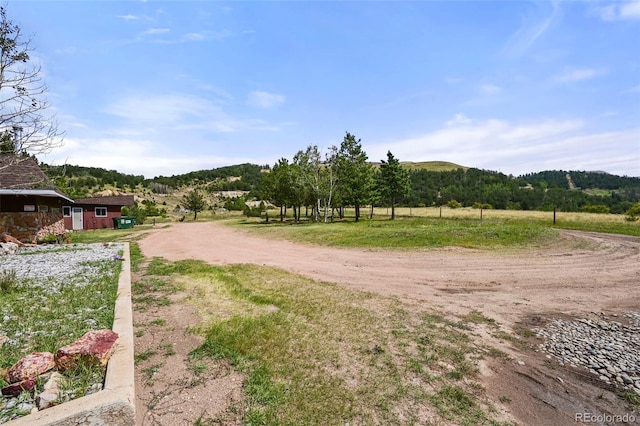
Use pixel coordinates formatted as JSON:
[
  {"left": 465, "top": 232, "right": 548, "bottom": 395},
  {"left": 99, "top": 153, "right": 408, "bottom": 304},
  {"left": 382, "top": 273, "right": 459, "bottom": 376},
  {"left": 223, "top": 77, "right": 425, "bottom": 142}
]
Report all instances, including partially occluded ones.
[{"left": 0, "top": 212, "right": 65, "bottom": 243}]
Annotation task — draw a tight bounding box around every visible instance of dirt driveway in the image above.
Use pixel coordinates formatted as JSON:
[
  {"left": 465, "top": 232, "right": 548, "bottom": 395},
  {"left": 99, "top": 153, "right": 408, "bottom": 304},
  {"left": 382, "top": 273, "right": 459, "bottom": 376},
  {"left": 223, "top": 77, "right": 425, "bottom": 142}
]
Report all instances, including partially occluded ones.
[
  {"left": 139, "top": 222, "right": 640, "bottom": 325},
  {"left": 136, "top": 222, "right": 640, "bottom": 425}
]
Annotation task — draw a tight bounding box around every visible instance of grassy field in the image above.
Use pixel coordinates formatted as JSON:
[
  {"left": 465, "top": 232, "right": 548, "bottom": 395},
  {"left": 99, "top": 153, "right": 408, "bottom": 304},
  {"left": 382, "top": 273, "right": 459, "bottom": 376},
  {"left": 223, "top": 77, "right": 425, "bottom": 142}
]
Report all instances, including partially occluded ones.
[
  {"left": 143, "top": 258, "right": 510, "bottom": 425},
  {"left": 234, "top": 207, "right": 638, "bottom": 251}
]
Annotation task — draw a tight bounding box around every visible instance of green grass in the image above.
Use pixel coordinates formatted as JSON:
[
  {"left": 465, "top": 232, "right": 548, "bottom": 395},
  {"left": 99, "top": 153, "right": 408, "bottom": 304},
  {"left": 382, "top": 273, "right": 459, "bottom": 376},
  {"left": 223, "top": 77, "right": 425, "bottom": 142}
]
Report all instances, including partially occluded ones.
[
  {"left": 0, "top": 246, "right": 122, "bottom": 420},
  {"left": 239, "top": 216, "right": 560, "bottom": 250},
  {"left": 135, "top": 349, "right": 156, "bottom": 364},
  {"left": 141, "top": 259, "right": 508, "bottom": 425},
  {"left": 0, "top": 259, "right": 120, "bottom": 367},
  {"left": 239, "top": 206, "right": 640, "bottom": 250},
  {"left": 549, "top": 218, "right": 640, "bottom": 236},
  {"left": 67, "top": 227, "right": 144, "bottom": 244}
]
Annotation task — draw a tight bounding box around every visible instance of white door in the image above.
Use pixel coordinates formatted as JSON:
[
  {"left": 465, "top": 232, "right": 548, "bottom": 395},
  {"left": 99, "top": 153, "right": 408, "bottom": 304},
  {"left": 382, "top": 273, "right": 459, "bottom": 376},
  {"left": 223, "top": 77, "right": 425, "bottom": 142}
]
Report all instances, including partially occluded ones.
[{"left": 72, "top": 207, "right": 83, "bottom": 230}]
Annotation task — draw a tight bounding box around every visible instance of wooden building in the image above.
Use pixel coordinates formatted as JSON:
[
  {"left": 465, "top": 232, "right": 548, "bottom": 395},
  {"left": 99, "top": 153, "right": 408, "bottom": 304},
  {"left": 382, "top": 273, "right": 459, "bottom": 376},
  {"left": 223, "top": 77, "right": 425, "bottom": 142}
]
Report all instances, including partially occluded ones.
[{"left": 66, "top": 195, "right": 135, "bottom": 231}]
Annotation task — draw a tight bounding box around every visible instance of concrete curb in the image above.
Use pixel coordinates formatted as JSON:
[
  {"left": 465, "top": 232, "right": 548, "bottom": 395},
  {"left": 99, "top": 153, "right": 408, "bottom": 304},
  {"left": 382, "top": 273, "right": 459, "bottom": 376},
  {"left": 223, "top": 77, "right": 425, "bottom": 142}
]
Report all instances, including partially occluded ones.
[{"left": 7, "top": 243, "right": 136, "bottom": 425}]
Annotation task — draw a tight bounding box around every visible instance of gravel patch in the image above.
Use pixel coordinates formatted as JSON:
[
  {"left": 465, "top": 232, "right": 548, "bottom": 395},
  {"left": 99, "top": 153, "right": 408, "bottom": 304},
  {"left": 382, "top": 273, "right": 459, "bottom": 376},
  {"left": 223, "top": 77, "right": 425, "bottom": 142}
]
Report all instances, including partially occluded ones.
[
  {"left": 535, "top": 312, "right": 640, "bottom": 396},
  {"left": 1, "top": 243, "right": 124, "bottom": 282}
]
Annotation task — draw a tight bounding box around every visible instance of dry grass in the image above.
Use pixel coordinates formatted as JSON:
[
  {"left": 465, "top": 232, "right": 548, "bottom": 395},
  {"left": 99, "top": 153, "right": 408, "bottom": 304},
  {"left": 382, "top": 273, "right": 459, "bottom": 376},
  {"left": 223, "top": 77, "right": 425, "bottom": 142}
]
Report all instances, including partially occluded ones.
[
  {"left": 369, "top": 206, "right": 629, "bottom": 224},
  {"left": 142, "top": 259, "right": 512, "bottom": 425}
]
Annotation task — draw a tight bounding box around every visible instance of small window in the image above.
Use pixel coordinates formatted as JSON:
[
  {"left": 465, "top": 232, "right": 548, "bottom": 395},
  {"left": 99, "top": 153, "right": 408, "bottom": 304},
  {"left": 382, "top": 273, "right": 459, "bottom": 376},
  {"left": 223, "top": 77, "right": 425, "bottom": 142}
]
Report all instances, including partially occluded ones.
[
  {"left": 63, "top": 206, "right": 71, "bottom": 217},
  {"left": 95, "top": 207, "right": 108, "bottom": 217}
]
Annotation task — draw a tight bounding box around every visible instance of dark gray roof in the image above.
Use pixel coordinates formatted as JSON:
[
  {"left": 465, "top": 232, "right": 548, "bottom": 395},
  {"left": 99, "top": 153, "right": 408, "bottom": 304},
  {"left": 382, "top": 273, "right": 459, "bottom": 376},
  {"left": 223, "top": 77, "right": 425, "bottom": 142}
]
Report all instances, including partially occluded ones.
[
  {"left": 73, "top": 195, "right": 135, "bottom": 206},
  {"left": 0, "top": 155, "right": 57, "bottom": 190}
]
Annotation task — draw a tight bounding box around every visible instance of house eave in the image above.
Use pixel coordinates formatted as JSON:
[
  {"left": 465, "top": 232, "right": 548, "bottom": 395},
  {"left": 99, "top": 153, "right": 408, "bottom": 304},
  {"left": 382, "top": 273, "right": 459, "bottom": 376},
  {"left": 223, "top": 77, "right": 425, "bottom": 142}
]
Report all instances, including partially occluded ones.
[{"left": 0, "top": 189, "right": 74, "bottom": 204}]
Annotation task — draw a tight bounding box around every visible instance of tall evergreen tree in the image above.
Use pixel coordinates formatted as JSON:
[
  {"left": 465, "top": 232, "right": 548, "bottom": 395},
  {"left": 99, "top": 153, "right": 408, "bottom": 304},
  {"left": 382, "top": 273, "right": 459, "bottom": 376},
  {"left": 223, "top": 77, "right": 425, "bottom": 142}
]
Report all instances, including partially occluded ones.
[
  {"left": 336, "top": 132, "right": 374, "bottom": 222},
  {"left": 262, "top": 158, "right": 294, "bottom": 222},
  {"left": 378, "top": 151, "right": 410, "bottom": 220}
]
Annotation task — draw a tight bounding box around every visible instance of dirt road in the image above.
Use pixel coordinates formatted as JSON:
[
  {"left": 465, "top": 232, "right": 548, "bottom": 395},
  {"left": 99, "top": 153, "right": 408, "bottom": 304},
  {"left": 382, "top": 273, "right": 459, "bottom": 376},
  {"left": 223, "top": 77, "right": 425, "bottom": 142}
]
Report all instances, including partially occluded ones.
[
  {"left": 136, "top": 222, "right": 640, "bottom": 425},
  {"left": 139, "top": 222, "right": 640, "bottom": 325}
]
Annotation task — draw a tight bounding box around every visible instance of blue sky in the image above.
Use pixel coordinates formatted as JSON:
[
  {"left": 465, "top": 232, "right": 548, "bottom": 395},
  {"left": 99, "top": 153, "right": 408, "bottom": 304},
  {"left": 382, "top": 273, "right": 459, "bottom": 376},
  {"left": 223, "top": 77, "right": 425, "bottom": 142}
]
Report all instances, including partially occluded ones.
[{"left": 11, "top": 0, "right": 640, "bottom": 178}]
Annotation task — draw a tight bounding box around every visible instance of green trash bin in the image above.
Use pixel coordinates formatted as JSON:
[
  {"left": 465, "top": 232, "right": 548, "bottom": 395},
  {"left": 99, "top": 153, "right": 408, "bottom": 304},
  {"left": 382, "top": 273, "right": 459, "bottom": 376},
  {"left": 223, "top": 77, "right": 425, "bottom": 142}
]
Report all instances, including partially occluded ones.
[{"left": 113, "top": 216, "right": 136, "bottom": 229}]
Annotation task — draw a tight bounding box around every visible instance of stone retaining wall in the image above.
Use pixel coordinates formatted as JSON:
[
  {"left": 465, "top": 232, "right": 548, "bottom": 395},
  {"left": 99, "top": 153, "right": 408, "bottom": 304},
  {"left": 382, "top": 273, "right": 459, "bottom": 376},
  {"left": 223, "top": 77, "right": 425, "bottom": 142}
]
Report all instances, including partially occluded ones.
[{"left": 0, "top": 213, "right": 64, "bottom": 242}]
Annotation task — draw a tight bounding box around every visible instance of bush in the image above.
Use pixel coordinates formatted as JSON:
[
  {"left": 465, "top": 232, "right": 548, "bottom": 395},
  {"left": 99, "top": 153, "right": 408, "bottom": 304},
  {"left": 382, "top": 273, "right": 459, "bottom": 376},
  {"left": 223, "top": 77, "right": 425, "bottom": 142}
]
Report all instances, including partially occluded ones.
[
  {"left": 224, "top": 197, "right": 247, "bottom": 211},
  {"left": 447, "top": 200, "right": 462, "bottom": 209},
  {"left": 122, "top": 202, "right": 147, "bottom": 225},
  {"left": 581, "top": 204, "right": 610, "bottom": 214},
  {"left": 625, "top": 202, "right": 640, "bottom": 222},
  {"left": 472, "top": 202, "right": 493, "bottom": 210}
]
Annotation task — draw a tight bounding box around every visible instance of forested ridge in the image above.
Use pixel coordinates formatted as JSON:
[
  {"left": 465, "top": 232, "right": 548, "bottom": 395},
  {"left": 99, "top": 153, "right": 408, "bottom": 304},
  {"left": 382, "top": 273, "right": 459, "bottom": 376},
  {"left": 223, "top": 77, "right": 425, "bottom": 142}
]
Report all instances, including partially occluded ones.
[
  {"left": 406, "top": 168, "right": 639, "bottom": 214},
  {"left": 41, "top": 160, "right": 640, "bottom": 214}
]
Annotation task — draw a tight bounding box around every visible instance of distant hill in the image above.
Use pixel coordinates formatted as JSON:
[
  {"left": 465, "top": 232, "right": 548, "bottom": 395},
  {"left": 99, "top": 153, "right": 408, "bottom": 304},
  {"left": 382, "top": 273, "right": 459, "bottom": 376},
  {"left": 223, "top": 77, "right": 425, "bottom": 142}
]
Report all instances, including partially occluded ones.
[
  {"left": 369, "top": 161, "right": 467, "bottom": 171},
  {"left": 401, "top": 161, "right": 468, "bottom": 172},
  {"left": 520, "top": 170, "right": 640, "bottom": 191},
  {"left": 40, "top": 160, "right": 639, "bottom": 215}
]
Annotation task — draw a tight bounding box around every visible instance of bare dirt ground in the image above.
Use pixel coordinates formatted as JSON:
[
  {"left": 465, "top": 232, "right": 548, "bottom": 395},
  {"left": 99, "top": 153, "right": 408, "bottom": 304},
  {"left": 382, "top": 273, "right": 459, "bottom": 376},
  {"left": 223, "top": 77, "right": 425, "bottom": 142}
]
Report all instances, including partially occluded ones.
[{"left": 135, "top": 222, "right": 640, "bottom": 425}]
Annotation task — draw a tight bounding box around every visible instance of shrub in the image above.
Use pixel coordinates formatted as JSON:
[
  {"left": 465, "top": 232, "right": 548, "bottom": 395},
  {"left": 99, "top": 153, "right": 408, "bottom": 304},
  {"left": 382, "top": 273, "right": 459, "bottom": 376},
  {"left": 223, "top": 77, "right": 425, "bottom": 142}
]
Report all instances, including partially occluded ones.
[
  {"left": 447, "top": 200, "right": 462, "bottom": 209},
  {"left": 625, "top": 202, "right": 640, "bottom": 222},
  {"left": 472, "top": 202, "right": 493, "bottom": 210},
  {"left": 581, "top": 204, "right": 610, "bottom": 214},
  {"left": 122, "top": 202, "right": 147, "bottom": 225},
  {"left": 225, "top": 197, "right": 247, "bottom": 211}
]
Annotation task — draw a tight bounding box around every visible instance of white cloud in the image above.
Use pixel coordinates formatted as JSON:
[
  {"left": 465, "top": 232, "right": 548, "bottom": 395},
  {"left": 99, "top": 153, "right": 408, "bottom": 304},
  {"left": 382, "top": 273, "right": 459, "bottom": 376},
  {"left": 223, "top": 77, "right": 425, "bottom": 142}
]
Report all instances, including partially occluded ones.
[
  {"left": 41, "top": 137, "right": 273, "bottom": 178},
  {"left": 597, "top": 0, "right": 640, "bottom": 21},
  {"left": 184, "top": 32, "right": 205, "bottom": 41},
  {"left": 479, "top": 84, "right": 501, "bottom": 95},
  {"left": 554, "top": 67, "right": 605, "bottom": 83},
  {"left": 103, "top": 94, "right": 230, "bottom": 127},
  {"left": 366, "top": 115, "right": 640, "bottom": 176},
  {"left": 118, "top": 14, "right": 140, "bottom": 21},
  {"left": 247, "top": 91, "right": 285, "bottom": 109},
  {"left": 500, "top": 0, "right": 560, "bottom": 57},
  {"left": 445, "top": 113, "right": 472, "bottom": 127},
  {"left": 143, "top": 28, "right": 170, "bottom": 36},
  {"left": 443, "top": 76, "right": 464, "bottom": 85}
]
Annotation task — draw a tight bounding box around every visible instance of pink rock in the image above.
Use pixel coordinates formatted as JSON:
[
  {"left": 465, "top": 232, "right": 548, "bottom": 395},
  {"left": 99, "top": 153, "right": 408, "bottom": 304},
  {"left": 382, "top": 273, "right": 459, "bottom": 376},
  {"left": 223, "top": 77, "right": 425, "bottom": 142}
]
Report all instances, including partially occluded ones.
[
  {"left": 1, "top": 378, "right": 37, "bottom": 397},
  {"left": 55, "top": 329, "right": 119, "bottom": 372},
  {"left": 6, "top": 352, "right": 55, "bottom": 383}
]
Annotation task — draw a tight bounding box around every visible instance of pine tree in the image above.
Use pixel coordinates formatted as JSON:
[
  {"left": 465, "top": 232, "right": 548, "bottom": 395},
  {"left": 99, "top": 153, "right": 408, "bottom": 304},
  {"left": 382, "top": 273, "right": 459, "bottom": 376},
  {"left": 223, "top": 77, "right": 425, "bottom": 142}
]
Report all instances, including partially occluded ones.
[{"left": 378, "top": 151, "right": 411, "bottom": 220}]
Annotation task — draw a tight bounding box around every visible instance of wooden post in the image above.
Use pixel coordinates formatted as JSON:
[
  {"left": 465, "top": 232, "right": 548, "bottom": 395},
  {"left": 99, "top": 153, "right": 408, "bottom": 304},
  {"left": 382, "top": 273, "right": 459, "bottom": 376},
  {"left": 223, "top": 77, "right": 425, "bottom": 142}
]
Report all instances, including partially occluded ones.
[{"left": 553, "top": 207, "right": 556, "bottom": 225}]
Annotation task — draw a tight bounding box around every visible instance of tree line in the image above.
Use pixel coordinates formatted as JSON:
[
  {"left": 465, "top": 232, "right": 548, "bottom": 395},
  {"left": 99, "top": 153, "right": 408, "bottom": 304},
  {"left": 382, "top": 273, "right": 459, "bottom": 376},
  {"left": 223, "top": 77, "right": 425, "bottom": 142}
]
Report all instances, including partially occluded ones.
[
  {"left": 260, "top": 132, "right": 411, "bottom": 222},
  {"left": 42, "top": 137, "right": 640, "bottom": 217}
]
